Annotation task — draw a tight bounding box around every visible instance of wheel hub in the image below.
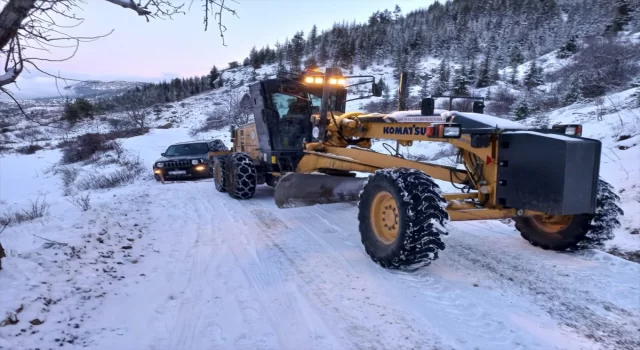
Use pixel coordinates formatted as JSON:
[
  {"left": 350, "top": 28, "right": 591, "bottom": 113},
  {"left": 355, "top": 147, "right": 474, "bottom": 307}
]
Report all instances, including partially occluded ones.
[
  {"left": 370, "top": 191, "right": 399, "bottom": 245},
  {"left": 530, "top": 215, "right": 573, "bottom": 234}
]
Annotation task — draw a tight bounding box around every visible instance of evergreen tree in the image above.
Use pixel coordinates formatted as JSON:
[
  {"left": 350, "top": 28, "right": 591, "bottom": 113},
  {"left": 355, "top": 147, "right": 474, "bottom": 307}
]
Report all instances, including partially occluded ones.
[
  {"left": 228, "top": 61, "right": 240, "bottom": 69},
  {"left": 563, "top": 77, "right": 583, "bottom": 105},
  {"left": 509, "top": 64, "right": 519, "bottom": 85},
  {"left": 208, "top": 65, "right": 220, "bottom": 88},
  {"left": 393, "top": 5, "right": 403, "bottom": 22},
  {"left": 249, "top": 46, "right": 261, "bottom": 69},
  {"left": 606, "top": 0, "right": 633, "bottom": 33},
  {"left": 523, "top": 60, "right": 544, "bottom": 89},
  {"left": 452, "top": 64, "right": 470, "bottom": 96},
  {"left": 317, "top": 37, "right": 328, "bottom": 65},
  {"left": 514, "top": 98, "right": 530, "bottom": 120},
  {"left": 476, "top": 55, "right": 492, "bottom": 88},
  {"left": 557, "top": 35, "right": 578, "bottom": 59},
  {"left": 509, "top": 44, "right": 525, "bottom": 67},
  {"left": 307, "top": 25, "right": 318, "bottom": 53},
  {"left": 420, "top": 76, "right": 431, "bottom": 98},
  {"left": 467, "top": 60, "right": 477, "bottom": 84},
  {"left": 289, "top": 31, "right": 306, "bottom": 72},
  {"left": 303, "top": 56, "right": 318, "bottom": 69},
  {"left": 433, "top": 58, "right": 451, "bottom": 95}
]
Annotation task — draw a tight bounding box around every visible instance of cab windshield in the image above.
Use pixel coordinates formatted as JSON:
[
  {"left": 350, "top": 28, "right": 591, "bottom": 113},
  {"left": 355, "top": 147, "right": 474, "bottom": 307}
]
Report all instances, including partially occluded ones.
[{"left": 164, "top": 143, "right": 209, "bottom": 156}]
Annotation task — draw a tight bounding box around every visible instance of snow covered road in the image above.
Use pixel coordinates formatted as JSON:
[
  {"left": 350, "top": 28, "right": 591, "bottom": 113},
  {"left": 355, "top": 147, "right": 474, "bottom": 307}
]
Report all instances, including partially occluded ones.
[{"left": 69, "top": 179, "right": 640, "bottom": 350}]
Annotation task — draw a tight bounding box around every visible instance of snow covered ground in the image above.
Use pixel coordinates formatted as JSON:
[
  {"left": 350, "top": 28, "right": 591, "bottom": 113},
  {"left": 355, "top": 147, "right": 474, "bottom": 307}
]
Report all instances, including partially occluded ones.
[{"left": 1, "top": 62, "right": 639, "bottom": 349}]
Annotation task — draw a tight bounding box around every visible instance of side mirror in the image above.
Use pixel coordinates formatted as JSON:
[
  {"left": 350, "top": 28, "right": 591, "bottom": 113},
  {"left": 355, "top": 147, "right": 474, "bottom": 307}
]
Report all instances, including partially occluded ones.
[
  {"left": 421, "top": 98, "right": 435, "bottom": 116},
  {"left": 473, "top": 101, "right": 485, "bottom": 114},
  {"left": 372, "top": 83, "right": 382, "bottom": 97}
]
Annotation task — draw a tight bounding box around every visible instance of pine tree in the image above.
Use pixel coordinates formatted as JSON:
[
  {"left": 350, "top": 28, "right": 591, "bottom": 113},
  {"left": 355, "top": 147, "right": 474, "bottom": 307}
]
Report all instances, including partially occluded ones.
[
  {"left": 557, "top": 35, "right": 578, "bottom": 59},
  {"left": 393, "top": 5, "right": 402, "bottom": 22},
  {"left": 606, "top": 0, "right": 633, "bottom": 33},
  {"left": 303, "top": 56, "right": 318, "bottom": 69},
  {"left": 514, "top": 98, "right": 530, "bottom": 120},
  {"left": 563, "top": 77, "right": 583, "bottom": 105},
  {"left": 509, "top": 44, "right": 524, "bottom": 67},
  {"left": 452, "top": 65, "right": 470, "bottom": 96},
  {"left": 249, "top": 46, "right": 261, "bottom": 69},
  {"left": 289, "top": 31, "right": 306, "bottom": 72},
  {"left": 307, "top": 25, "right": 318, "bottom": 53},
  {"left": 228, "top": 61, "right": 240, "bottom": 69},
  {"left": 208, "top": 65, "right": 220, "bottom": 88},
  {"left": 509, "top": 64, "right": 519, "bottom": 85},
  {"left": 317, "top": 37, "right": 328, "bottom": 65},
  {"left": 420, "top": 76, "right": 431, "bottom": 98},
  {"left": 476, "top": 55, "right": 492, "bottom": 88},
  {"left": 433, "top": 58, "right": 451, "bottom": 95},
  {"left": 467, "top": 60, "right": 477, "bottom": 84},
  {"left": 523, "top": 60, "right": 544, "bottom": 89}
]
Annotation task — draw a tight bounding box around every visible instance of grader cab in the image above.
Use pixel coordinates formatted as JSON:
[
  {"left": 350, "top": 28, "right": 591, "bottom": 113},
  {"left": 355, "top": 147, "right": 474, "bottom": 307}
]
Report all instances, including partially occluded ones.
[{"left": 213, "top": 67, "right": 623, "bottom": 270}]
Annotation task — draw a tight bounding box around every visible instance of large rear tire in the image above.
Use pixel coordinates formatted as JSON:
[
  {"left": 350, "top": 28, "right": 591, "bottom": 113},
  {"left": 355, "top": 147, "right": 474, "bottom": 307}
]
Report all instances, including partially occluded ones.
[
  {"left": 358, "top": 168, "right": 449, "bottom": 270},
  {"left": 213, "top": 155, "right": 228, "bottom": 192},
  {"left": 226, "top": 152, "right": 257, "bottom": 200},
  {"left": 514, "top": 178, "right": 623, "bottom": 251}
]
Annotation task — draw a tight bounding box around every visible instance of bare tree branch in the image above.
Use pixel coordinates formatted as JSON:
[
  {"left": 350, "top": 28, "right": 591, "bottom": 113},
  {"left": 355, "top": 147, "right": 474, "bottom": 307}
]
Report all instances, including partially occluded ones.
[{"left": 0, "top": 0, "right": 238, "bottom": 117}]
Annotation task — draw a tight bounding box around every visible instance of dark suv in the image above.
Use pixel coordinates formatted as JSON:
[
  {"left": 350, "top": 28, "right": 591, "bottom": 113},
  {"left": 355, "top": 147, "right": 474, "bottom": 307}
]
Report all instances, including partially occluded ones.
[{"left": 152, "top": 139, "right": 228, "bottom": 181}]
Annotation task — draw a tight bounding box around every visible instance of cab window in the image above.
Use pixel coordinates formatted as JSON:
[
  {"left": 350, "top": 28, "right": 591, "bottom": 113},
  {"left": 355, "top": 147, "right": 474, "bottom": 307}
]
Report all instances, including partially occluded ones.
[{"left": 271, "top": 93, "right": 310, "bottom": 118}]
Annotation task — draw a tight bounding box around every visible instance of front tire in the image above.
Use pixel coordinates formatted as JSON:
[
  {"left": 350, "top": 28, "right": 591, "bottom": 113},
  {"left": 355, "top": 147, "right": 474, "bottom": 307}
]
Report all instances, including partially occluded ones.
[
  {"left": 358, "top": 168, "right": 449, "bottom": 270},
  {"left": 213, "top": 155, "right": 228, "bottom": 192},
  {"left": 226, "top": 153, "right": 257, "bottom": 200},
  {"left": 514, "top": 178, "right": 623, "bottom": 251}
]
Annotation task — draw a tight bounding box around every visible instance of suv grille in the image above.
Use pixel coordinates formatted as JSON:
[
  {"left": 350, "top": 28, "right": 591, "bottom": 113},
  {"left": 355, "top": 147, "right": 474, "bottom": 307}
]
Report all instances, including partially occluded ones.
[{"left": 164, "top": 160, "right": 193, "bottom": 168}]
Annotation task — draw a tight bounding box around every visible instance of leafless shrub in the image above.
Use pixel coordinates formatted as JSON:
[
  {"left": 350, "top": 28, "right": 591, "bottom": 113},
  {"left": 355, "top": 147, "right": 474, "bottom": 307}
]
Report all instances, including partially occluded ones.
[
  {"left": 16, "top": 143, "right": 43, "bottom": 155},
  {"left": 67, "top": 193, "right": 91, "bottom": 212},
  {"left": 190, "top": 109, "right": 229, "bottom": 136},
  {"left": 0, "top": 197, "right": 50, "bottom": 227},
  {"left": 60, "top": 133, "right": 118, "bottom": 164},
  {"left": 13, "top": 127, "right": 43, "bottom": 142},
  {"left": 486, "top": 86, "right": 517, "bottom": 116},
  {"left": 75, "top": 156, "right": 145, "bottom": 191},
  {"left": 551, "top": 37, "right": 640, "bottom": 98},
  {"left": 48, "top": 164, "right": 81, "bottom": 196}
]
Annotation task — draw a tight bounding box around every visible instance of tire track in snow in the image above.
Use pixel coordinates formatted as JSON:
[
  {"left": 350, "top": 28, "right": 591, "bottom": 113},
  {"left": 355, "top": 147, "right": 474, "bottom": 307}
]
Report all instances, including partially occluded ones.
[
  {"left": 444, "top": 221, "right": 640, "bottom": 350},
  {"left": 165, "top": 195, "right": 228, "bottom": 350},
  {"left": 230, "top": 196, "right": 456, "bottom": 350},
  {"left": 298, "top": 204, "right": 543, "bottom": 350},
  {"left": 212, "top": 198, "right": 342, "bottom": 350}
]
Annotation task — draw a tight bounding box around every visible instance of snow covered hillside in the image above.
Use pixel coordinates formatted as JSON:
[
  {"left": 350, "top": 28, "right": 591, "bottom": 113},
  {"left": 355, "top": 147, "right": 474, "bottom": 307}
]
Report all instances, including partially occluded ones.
[{"left": 0, "top": 58, "right": 639, "bottom": 349}]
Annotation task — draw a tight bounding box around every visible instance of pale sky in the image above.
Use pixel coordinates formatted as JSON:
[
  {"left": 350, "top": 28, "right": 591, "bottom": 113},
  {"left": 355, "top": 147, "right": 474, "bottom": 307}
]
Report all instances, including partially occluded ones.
[{"left": 5, "top": 0, "right": 433, "bottom": 99}]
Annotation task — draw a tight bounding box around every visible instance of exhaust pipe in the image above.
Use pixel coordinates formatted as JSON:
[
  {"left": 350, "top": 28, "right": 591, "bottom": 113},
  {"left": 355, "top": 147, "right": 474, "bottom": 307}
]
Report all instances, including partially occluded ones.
[{"left": 274, "top": 173, "right": 368, "bottom": 209}]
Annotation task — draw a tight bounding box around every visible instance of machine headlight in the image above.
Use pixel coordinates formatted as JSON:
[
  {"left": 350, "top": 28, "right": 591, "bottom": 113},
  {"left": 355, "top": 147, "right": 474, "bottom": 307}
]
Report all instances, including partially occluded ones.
[
  {"left": 191, "top": 159, "right": 199, "bottom": 165},
  {"left": 443, "top": 126, "right": 461, "bottom": 137},
  {"left": 565, "top": 126, "right": 576, "bottom": 135},
  {"left": 156, "top": 162, "right": 164, "bottom": 168},
  {"left": 304, "top": 76, "right": 314, "bottom": 83}
]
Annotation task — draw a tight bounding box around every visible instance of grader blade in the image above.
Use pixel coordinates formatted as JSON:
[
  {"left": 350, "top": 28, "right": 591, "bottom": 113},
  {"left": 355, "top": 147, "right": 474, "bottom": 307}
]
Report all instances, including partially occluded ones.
[{"left": 274, "top": 173, "right": 367, "bottom": 208}]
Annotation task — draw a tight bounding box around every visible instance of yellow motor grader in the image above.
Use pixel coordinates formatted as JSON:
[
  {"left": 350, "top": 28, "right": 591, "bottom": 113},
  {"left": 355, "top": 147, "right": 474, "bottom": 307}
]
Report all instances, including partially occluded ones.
[{"left": 213, "top": 67, "right": 623, "bottom": 270}]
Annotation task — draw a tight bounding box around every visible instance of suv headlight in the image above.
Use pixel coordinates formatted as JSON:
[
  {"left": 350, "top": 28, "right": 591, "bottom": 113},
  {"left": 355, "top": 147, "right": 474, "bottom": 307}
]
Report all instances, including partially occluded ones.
[
  {"left": 191, "top": 159, "right": 199, "bottom": 165},
  {"left": 156, "top": 162, "right": 164, "bottom": 168}
]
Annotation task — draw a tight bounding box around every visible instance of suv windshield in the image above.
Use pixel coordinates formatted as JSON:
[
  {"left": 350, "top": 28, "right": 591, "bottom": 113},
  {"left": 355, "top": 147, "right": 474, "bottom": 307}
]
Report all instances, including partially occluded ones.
[{"left": 164, "top": 143, "right": 209, "bottom": 156}]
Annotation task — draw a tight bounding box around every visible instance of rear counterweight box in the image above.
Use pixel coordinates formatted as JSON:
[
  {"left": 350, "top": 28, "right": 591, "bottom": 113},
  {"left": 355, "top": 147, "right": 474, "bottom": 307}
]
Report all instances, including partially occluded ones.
[{"left": 496, "top": 131, "right": 601, "bottom": 215}]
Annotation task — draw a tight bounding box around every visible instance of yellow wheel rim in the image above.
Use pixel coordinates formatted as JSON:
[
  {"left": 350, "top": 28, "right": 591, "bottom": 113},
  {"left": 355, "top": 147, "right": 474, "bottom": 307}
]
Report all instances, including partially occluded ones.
[
  {"left": 370, "top": 191, "right": 399, "bottom": 245},
  {"left": 530, "top": 215, "right": 573, "bottom": 234}
]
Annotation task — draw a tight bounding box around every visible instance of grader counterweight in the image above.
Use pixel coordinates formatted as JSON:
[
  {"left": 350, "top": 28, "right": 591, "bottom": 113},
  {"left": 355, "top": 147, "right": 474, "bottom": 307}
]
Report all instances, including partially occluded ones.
[{"left": 214, "top": 67, "right": 623, "bottom": 270}]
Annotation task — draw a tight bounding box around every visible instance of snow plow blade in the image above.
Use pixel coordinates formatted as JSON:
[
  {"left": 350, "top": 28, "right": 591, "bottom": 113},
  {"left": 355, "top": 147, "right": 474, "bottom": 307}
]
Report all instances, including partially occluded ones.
[{"left": 274, "top": 173, "right": 368, "bottom": 209}]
